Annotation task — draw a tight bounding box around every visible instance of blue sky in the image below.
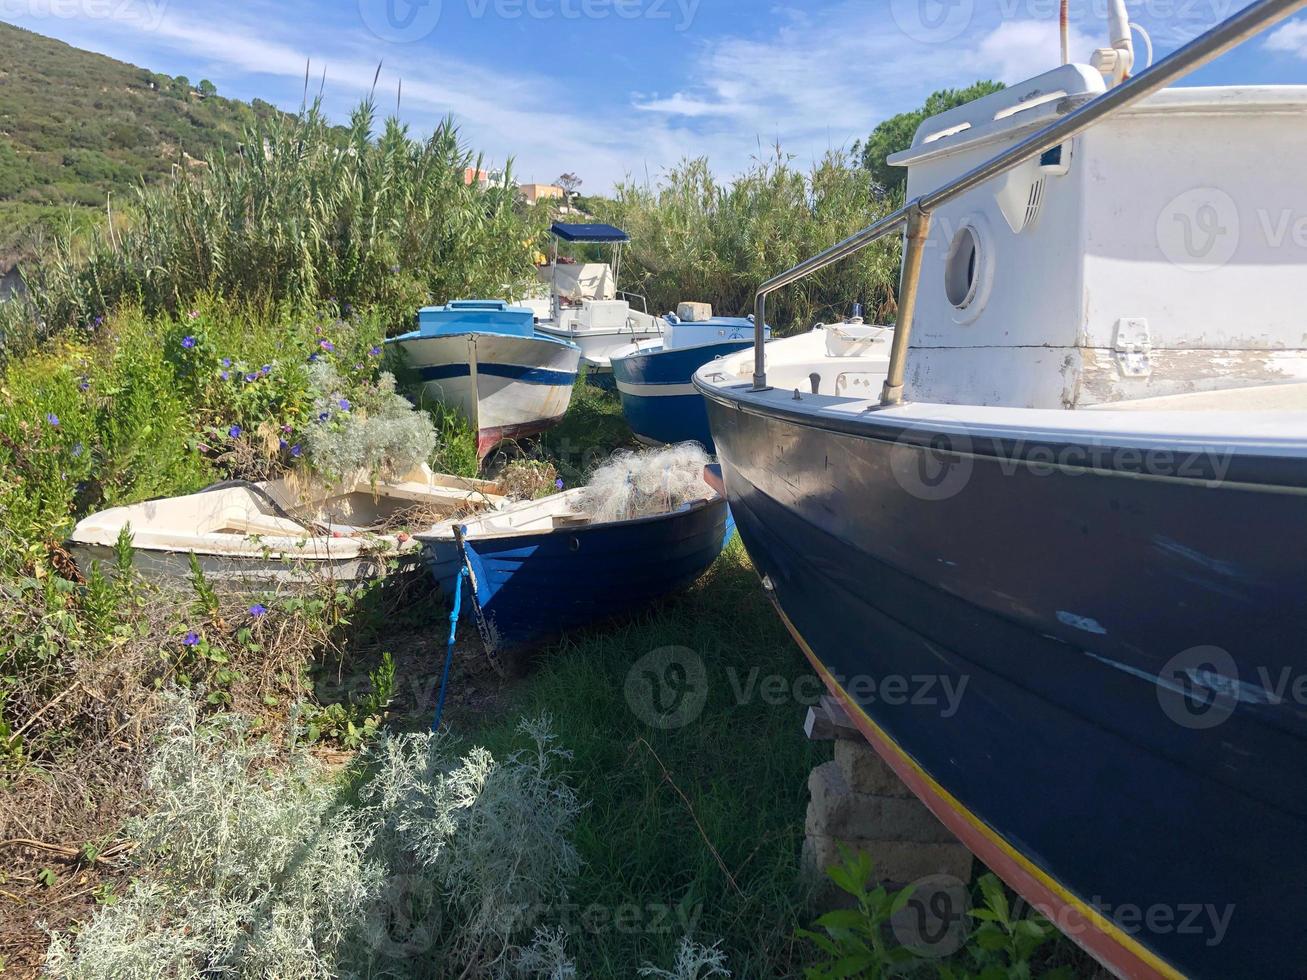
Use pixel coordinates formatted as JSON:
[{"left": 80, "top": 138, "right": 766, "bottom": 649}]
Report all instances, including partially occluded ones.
[{"left": 7, "top": 0, "right": 1307, "bottom": 191}]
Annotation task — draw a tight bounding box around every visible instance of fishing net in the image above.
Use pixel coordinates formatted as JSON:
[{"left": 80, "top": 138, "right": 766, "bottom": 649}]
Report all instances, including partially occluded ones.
[{"left": 579, "top": 443, "right": 711, "bottom": 523}]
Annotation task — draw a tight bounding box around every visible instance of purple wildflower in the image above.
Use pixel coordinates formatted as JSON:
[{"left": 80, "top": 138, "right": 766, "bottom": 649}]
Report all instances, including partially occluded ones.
[
  {"left": 555, "top": 478, "right": 564, "bottom": 490},
  {"left": 93, "top": 316, "right": 103, "bottom": 326},
  {"left": 228, "top": 424, "right": 241, "bottom": 438},
  {"left": 182, "top": 631, "right": 200, "bottom": 646},
  {"left": 281, "top": 424, "right": 293, "bottom": 434},
  {"left": 187, "top": 310, "right": 200, "bottom": 320},
  {"left": 308, "top": 353, "right": 320, "bottom": 363},
  {"left": 319, "top": 339, "right": 335, "bottom": 352},
  {"left": 181, "top": 336, "right": 196, "bottom": 349},
  {"left": 337, "top": 398, "right": 350, "bottom": 411},
  {"left": 279, "top": 438, "right": 289, "bottom": 450},
  {"left": 220, "top": 371, "right": 230, "bottom": 381},
  {"left": 46, "top": 413, "right": 59, "bottom": 427},
  {"left": 248, "top": 604, "right": 267, "bottom": 618},
  {"left": 244, "top": 372, "right": 258, "bottom": 383},
  {"left": 221, "top": 357, "right": 232, "bottom": 368},
  {"left": 369, "top": 345, "right": 381, "bottom": 357},
  {"left": 78, "top": 376, "right": 90, "bottom": 391},
  {"left": 261, "top": 364, "right": 272, "bottom": 376},
  {"left": 317, "top": 412, "right": 329, "bottom": 423},
  {"left": 290, "top": 444, "right": 302, "bottom": 458}
]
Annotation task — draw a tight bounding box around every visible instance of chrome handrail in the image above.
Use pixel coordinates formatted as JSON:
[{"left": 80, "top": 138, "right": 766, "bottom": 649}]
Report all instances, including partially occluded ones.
[{"left": 749, "top": 0, "right": 1307, "bottom": 400}]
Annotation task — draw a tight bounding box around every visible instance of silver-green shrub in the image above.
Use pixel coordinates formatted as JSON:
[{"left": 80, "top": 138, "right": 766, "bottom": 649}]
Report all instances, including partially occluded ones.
[
  {"left": 302, "top": 362, "right": 438, "bottom": 481},
  {"left": 45, "top": 699, "right": 582, "bottom": 979}
]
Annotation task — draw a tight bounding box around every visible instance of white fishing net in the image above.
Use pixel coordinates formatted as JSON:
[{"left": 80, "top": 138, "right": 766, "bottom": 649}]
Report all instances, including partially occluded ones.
[{"left": 579, "top": 443, "right": 712, "bottom": 523}]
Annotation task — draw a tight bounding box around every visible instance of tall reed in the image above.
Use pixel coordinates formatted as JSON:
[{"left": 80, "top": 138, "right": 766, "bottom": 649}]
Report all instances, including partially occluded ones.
[
  {"left": 595, "top": 149, "right": 901, "bottom": 333},
  {"left": 4, "top": 100, "right": 547, "bottom": 351}
]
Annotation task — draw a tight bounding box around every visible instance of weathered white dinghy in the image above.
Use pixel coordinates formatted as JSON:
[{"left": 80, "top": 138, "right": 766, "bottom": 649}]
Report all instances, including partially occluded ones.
[{"left": 68, "top": 466, "right": 505, "bottom": 586}]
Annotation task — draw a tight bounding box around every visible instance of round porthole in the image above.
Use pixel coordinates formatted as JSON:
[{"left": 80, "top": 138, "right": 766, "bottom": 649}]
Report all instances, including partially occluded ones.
[{"left": 941, "top": 216, "right": 993, "bottom": 323}]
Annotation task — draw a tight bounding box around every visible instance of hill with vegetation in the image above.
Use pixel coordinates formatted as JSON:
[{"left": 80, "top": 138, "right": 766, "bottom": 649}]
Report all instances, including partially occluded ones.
[{"left": 0, "top": 20, "right": 283, "bottom": 272}]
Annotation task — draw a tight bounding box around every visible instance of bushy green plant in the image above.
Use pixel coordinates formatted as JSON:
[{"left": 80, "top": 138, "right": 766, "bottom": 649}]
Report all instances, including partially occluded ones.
[
  {"left": 797, "top": 846, "right": 919, "bottom": 978},
  {"left": 799, "top": 849, "right": 1073, "bottom": 980}
]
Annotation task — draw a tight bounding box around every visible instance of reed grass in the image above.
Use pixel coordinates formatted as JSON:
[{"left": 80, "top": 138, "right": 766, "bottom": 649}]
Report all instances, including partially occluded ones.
[
  {"left": 595, "top": 150, "right": 901, "bottom": 333},
  {"left": 1, "top": 100, "right": 547, "bottom": 353}
]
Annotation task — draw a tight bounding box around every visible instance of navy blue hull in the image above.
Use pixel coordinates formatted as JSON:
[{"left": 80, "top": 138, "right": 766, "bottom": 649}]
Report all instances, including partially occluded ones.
[
  {"left": 460, "top": 499, "right": 733, "bottom": 663},
  {"left": 613, "top": 341, "right": 753, "bottom": 448},
  {"left": 702, "top": 392, "right": 1307, "bottom": 979}
]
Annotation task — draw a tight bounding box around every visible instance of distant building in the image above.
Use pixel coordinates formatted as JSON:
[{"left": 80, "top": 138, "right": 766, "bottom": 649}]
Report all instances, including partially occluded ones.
[
  {"left": 520, "top": 183, "right": 564, "bottom": 205},
  {"left": 464, "top": 167, "right": 511, "bottom": 190}
]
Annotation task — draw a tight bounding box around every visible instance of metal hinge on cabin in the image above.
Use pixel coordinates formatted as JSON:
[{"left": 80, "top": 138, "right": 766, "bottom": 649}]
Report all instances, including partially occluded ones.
[{"left": 1113, "top": 317, "right": 1152, "bottom": 378}]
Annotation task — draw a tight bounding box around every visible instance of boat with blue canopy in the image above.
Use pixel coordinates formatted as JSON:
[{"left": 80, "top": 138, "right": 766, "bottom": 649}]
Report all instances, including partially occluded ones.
[
  {"left": 387, "top": 300, "right": 581, "bottom": 462},
  {"left": 532, "top": 222, "right": 665, "bottom": 379}
]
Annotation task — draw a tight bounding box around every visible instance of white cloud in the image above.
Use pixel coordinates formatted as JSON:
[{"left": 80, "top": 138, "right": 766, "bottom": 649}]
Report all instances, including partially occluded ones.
[{"left": 1265, "top": 19, "right": 1307, "bottom": 60}]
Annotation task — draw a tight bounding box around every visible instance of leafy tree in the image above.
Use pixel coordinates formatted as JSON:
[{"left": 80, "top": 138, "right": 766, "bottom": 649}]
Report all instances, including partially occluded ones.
[
  {"left": 856, "top": 81, "right": 1005, "bottom": 196},
  {"left": 198, "top": 79, "right": 217, "bottom": 97}
]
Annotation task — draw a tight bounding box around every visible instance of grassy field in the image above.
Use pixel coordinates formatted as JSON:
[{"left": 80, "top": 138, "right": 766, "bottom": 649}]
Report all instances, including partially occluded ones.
[{"left": 454, "top": 537, "right": 825, "bottom": 976}]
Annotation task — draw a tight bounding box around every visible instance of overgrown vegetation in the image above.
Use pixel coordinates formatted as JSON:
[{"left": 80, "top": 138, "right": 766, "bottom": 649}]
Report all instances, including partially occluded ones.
[
  {"left": 1, "top": 97, "right": 546, "bottom": 352},
  {"left": 594, "top": 151, "right": 901, "bottom": 331}
]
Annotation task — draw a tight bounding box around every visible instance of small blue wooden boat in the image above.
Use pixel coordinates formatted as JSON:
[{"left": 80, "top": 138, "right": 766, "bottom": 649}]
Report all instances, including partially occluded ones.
[
  {"left": 610, "top": 314, "right": 770, "bottom": 449},
  {"left": 418, "top": 481, "right": 732, "bottom": 669}
]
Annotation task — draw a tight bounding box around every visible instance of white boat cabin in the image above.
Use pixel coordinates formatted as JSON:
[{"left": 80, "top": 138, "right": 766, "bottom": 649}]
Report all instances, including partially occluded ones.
[{"left": 886, "top": 64, "right": 1307, "bottom": 409}]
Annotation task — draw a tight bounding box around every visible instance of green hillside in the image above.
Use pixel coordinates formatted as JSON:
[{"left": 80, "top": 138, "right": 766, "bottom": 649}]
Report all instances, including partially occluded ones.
[{"left": 0, "top": 21, "right": 283, "bottom": 272}]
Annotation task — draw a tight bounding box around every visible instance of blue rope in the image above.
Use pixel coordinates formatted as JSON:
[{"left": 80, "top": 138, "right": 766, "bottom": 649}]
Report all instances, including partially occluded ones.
[{"left": 432, "top": 565, "right": 468, "bottom": 732}]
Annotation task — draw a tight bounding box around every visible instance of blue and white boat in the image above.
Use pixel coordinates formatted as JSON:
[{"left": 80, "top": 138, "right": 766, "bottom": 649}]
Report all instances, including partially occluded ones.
[
  {"left": 610, "top": 310, "right": 769, "bottom": 449},
  {"left": 388, "top": 300, "right": 581, "bottom": 462},
  {"left": 417, "top": 479, "right": 732, "bottom": 670}
]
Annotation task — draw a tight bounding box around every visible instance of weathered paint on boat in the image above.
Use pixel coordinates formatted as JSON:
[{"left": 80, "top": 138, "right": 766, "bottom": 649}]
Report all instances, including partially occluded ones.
[{"left": 700, "top": 385, "right": 1307, "bottom": 980}]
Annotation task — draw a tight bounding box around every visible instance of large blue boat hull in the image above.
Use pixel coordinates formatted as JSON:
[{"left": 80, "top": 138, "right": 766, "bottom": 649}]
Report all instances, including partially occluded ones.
[
  {"left": 612, "top": 340, "right": 753, "bottom": 448},
  {"left": 701, "top": 391, "right": 1307, "bottom": 979},
  {"left": 459, "top": 498, "right": 733, "bottom": 666}
]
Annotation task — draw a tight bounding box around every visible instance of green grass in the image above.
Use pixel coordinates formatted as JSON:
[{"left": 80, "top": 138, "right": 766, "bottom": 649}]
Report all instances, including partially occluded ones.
[
  {"left": 540, "top": 374, "right": 640, "bottom": 486},
  {"left": 464, "top": 537, "right": 827, "bottom": 977}
]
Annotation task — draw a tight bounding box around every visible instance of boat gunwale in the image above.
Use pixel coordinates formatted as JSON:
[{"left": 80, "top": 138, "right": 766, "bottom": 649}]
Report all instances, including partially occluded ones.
[{"left": 693, "top": 376, "right": 1307, "bottom": 488}]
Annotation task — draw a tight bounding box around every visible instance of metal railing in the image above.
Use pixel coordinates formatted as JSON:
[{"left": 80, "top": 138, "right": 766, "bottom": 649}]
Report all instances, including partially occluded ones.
[{"left": 749, "top": 0, "right": 1307, "bottom": 402}]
